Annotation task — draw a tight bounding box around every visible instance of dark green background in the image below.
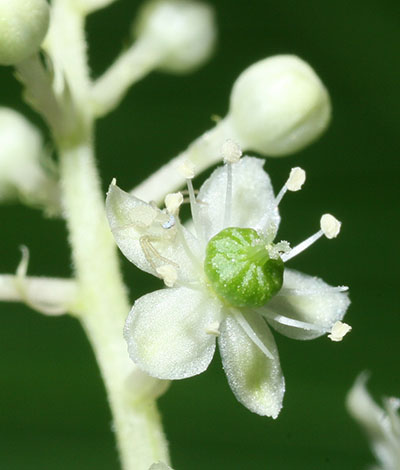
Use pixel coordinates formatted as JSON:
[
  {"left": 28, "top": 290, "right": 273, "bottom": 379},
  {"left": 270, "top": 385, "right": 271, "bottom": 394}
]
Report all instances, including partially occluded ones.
[{"left": 1, "top": 0, "right": 399, "bottom": 468}]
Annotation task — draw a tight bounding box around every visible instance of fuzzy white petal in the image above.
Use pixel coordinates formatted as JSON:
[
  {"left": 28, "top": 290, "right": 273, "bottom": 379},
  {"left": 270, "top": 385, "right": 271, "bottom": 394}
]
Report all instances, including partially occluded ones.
[
  {"left": 125, "top": 287, "right": 220, "bottom": 380},
  {"left": 106, "top": 183, "right": 200, "bottom": 282},
  {"left": 197, "top": 157, "right": 280, "bottom": 241},
  {"left": 218, "top": 311, "right": 285, "bottom": 418},
  {"left": 262, "top": 269, "right": 350, "bottom": 340}
]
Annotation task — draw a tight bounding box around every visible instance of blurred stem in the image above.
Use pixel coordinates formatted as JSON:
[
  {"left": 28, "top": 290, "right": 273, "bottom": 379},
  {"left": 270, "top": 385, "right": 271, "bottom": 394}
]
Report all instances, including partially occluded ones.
[
  {"left": 91, "top": 37, "right": 162, "bottom": 117},
  {"left": 59, "top": 133, "right": 170, "bottom": 470},
  {"left": 0, "top": 275, "right": 77, "bottom": 315}
]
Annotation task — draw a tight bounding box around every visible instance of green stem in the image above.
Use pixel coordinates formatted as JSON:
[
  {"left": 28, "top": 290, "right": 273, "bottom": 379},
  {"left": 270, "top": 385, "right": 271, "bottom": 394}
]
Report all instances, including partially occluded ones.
[{"left": 59, "top": 134, "right": 170, "bottom": 470}]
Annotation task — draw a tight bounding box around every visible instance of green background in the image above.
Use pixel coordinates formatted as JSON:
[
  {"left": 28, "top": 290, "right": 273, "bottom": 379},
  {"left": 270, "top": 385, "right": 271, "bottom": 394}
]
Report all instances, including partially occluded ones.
[{"left": 1, "top": 0, "right": 399, "bottom": 468}]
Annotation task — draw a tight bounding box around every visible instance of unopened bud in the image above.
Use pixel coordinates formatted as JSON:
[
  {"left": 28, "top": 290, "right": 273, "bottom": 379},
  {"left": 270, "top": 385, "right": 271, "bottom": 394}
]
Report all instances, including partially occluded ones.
[
  {"left": 0, "top": 107, "right": 57, "bottom": 209},
  {"left": 0, "top": 0, "right": 50, "bottom": 66},
  {"left": 228, "top": 55, "right": 331, "bottom": 156},
  {"left": 134, "top": 0, "right": 216, "bottom": 73}
]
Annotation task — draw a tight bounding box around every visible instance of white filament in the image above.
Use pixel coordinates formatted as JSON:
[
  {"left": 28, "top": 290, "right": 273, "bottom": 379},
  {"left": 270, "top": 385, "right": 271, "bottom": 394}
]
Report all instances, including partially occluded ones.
[{"left": 281, "top": 230, "right": 324, "bottom": 262}]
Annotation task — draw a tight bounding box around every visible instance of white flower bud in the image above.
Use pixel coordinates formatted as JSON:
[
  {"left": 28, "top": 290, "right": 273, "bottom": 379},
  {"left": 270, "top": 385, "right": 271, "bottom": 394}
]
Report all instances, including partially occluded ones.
[
  {"left": 0, "top": 0, "right": 50, "bottom": 66},
  {"left": 228, "top": 55, "right": 331, "bottom": 156},
  {"left": 134, "top": 0, "right": 216, "bottom": 73},
  {"left": 0, "top": 107, "right": 50, "bottom": 203}
]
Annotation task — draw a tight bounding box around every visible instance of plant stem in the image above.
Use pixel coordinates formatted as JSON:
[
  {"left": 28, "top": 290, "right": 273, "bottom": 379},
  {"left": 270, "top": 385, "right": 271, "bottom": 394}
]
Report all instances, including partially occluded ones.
[
  {"left": 59, "top": 135, "right": 170, "bottom": 470},
  {"left": 91, "top": 37, "right": 163, "bottom": 117},
  {"left": 0, "top": 275, "right": 76, "bottom": 313}
]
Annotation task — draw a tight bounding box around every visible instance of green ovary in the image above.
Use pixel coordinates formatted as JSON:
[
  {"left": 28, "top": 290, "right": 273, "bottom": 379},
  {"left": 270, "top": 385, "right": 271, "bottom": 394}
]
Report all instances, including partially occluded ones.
[{"left": 204, "top": 227, "right": 284, "bottom": 308}]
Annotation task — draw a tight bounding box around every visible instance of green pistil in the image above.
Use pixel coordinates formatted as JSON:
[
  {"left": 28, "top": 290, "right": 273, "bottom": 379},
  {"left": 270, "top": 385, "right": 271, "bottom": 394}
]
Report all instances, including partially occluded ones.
[{"left": 204, "top": 227, "right": 284, "bottom": 308}]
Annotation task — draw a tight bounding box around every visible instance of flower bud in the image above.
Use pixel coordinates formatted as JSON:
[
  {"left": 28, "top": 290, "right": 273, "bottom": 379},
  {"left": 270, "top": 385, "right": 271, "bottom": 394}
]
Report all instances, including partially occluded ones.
[
  {"left": 228, "top": 55, "right": 331, "bottom": 156},
  {"left": 0, "top": 0, "right": 50, "bottom": 66},
  {"left": 134, "top": 0, "right": 216, "bottom": 73},
  {"left": 0, "top": 107, "right": 52, "bottom": 204}
]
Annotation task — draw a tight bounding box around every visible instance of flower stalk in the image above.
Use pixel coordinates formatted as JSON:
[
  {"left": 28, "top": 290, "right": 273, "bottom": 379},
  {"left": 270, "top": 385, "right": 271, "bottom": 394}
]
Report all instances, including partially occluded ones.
[{"left": 58, "top": 132, "right": 170, "bottom": 469}]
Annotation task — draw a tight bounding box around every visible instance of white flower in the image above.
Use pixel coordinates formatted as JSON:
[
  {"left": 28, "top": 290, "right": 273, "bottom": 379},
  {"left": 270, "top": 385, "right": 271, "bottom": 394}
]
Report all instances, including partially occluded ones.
[
  {"left": 347, "top": 374, "right": 400, "bottom": 470},
  {"left": 107, "top": 155, "right": 350, "bottom": 418}
]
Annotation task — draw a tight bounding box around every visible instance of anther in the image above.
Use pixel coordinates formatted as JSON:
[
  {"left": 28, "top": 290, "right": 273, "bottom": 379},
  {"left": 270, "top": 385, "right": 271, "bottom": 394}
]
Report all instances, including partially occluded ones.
[
  {"left": 221, "top": 139, "right": 242, "bottom": 164},
  {"left": 320, "top": 214, "right": 341, "bottom": 239},
  {"left": 286, "top": 167, "right": 306, "bottom": 191},
  {"left": 205, "top": 321, "right": 221, "bottom": 336},
  {"left": 179, "top": 160, "right": 195, "bottom": 179},
  {"left": 275, "top": 167, "right": 306, "bottom": 206},
  {"left": 156, "top": 264, "right": 178, "bottom": 287},
  {"left": 281, "top": 214, "right": 342, "bottom": 263},
  {"left": 328, "top": 321, "right": 352, "bottom": 342},
  {"left": 164, "top": 192, "right": 183, "bottom": 215}
]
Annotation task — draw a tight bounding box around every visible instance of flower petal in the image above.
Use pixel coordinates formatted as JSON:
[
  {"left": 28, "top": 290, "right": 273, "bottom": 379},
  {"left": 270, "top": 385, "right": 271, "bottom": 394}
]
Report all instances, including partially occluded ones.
[
  {"left": 124, "top": 287, "right": 220, "bottom": 379},
  {"left": 261, "top": 268, "right": 350, "bottom": 340},
  {"left": 197, "top": 156, "right": 280, "bottom": 241},
  {"left": 106, "top": 183, "right": 200, "bottom": 283},
  {"left": 218, "top": 310, "right": 285, "bottom": 417}
]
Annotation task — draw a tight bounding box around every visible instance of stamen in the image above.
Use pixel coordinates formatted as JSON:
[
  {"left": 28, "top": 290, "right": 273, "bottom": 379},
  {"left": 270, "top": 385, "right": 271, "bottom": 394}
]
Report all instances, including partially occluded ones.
[
  {"left": 328, "top": 321, "right": 352, "bottom": 341},
  {"left": 232, "top": 309, "right": 274, "bottom": 359},
  {"left": 281, "top": 214, "right": 342, "bottom": 262},
  {"left": 260, "top": 308, "right": 328, "bottom": 334},
  {"left": 275, "top": 167, "right": 306, "bottom": 206},
  {"left": 179, "top": 160, "right": 195, "bottom": 179},
  {"left": 221, "top": 140, "right": 242, "bottom": 228},
  {"left": 205, "top": 321, "right": 221, "bottom": 336},
  {"left": 156, "top": 265, "right": 178, "bottom": 287},
  {"left": 223, "top": 162, "right": 233, "bottom": 228},
  {"left": 286, "top": 167, "right": 306, "bottom": 191},
  {"left": 139, "top": 236, "right": 179, "bottom": 271},
  {"left": 281, "top": 230, "right": 324, "bottom": 262},
  {"left": 278, "top": 285, "right": 349, "bottom": 296},
  {"left": 320, "top": 213, "right": 341, "bottom": 239},
  {"left": 221, "top": 139, "right": 242, "bottom": 164},
  {"left": 174, "top": 218, "right": 203, "bottom": 272},
  {"left": 164, "top": 192, "right": 183, "bottom": 215}
]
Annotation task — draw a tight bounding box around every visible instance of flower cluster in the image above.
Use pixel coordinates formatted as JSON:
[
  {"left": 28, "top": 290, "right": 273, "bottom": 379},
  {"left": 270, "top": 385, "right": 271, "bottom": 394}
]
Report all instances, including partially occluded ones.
[{"left": 106, "top": 150, "right": 350, "bottom": 417}]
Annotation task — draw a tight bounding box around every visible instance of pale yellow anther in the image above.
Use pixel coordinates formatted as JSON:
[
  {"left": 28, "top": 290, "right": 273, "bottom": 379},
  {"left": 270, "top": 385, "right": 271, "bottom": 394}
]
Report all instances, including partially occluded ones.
[
  {"left": 205, "top": 321, "right": 220, "bottom": 336},
  {"left": 156, "top": 265, "right": 178, "bottom": 287},
  {"left": 164, "top": 192, "right": 183, "bottom": 214},
  {"left": 179, "top": 160, "right": 195, "bottom": 179},
  {"left": 221, "top": 139, "right": 242, "bottom": 164},
  {"left": 320, "top": 213, "right": 341, "bottom": 239},
  {"left": 286, "top": 167, "right": 306, "bottom": 191},
  {"left": 328, "top": 321, "right": 352, "bottom": 342}
]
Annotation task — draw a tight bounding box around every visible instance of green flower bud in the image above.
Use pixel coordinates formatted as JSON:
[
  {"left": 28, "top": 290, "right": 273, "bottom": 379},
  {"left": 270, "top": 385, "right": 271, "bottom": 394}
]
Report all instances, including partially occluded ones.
[
  {"left": 134, "top": 0, "right": 216, "bottom": 73},
  {"left": 228, "top": 55, "right": 331, "bottom": 156},
  {"left": 0, "top": 0, "right": 50, "bottom": 66},
  {"left": 204, "top": 227, "right": 284, "bottom": 308}
]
